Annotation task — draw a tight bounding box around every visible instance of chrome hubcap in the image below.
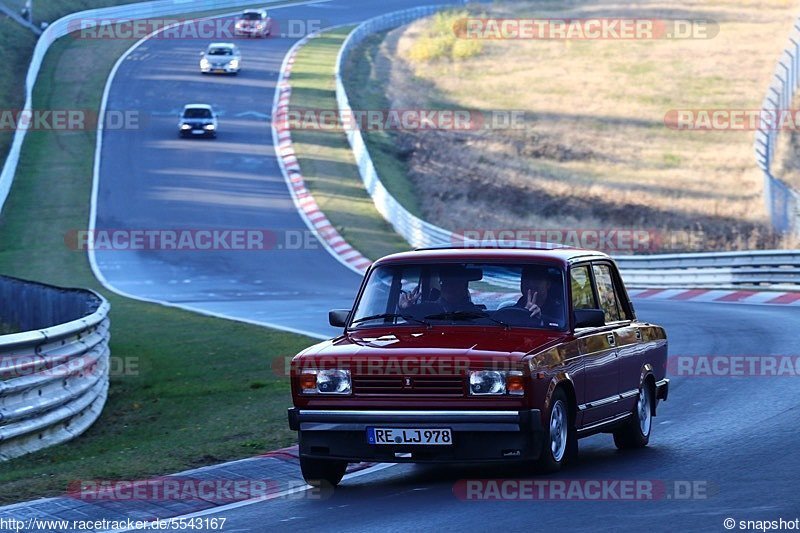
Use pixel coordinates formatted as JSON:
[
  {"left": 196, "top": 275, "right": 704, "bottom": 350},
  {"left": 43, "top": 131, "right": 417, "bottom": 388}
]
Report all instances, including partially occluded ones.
[
  {"left": 550, "top": 400, "right": 568, "bottom": 462},
  {"left": 638, "top": 387, "right": 652, "bottom": 436}
]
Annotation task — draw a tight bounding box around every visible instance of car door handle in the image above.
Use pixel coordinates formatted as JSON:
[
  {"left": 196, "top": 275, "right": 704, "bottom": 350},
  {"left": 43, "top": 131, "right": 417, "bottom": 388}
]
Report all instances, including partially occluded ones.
[
  {"left": 607, "top": 333, "right": 616, "bottom": 346},
  {"left": 635, "top": 329, "right": 642, "bottom": 341}
]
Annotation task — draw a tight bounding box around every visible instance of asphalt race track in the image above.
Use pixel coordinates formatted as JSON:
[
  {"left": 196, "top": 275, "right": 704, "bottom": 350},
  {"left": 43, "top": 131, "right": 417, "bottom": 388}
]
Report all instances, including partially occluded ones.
[
  {"left": 170, "top": 300, "right": 800, "bottom": 532},
  {"left": 91, "top": 2, "right": 800, "bottom": 532},
  {"left": 94, "top": 0, "right": 452, "bottom": 338}
]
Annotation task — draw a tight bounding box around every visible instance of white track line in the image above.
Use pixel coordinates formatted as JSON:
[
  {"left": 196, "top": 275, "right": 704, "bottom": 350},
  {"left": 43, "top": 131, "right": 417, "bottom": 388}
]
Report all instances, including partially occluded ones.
[
  {"left": 104, "top": 462, "right": 398, "bottom": 533},
  {"left": 88, "top": 1, "right": 342, "bottom": 341}
]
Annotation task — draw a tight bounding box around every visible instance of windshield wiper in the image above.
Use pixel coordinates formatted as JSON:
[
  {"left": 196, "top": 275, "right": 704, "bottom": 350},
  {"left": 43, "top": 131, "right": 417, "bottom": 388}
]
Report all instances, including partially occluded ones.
[
  {"left": 350, "top": 313, "right": 430, "bottom": 328},
  {"left": 424, "top": 311, "right": 510, "bottom": 330}
]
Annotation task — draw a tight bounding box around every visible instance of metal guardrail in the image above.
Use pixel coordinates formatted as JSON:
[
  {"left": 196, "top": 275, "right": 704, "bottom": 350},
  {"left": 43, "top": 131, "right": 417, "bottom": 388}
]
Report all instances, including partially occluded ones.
[
  {"left": 335, "top": 4, "right": 460, "bottom": 250},
  {"left": 0, "top": 276, "right": 110, "bottom": 461},
  {"left": 615, "top": 250, "right": 800, "bottom": 288},
  {"left": 335, "top": 7, "right": 800, "bottom": 290},
  {"left": 754, "top": 17, "right": 800, "bottom": 234},
  {"left": 0, "top": 0, "right": 287, "bottom": 215}
]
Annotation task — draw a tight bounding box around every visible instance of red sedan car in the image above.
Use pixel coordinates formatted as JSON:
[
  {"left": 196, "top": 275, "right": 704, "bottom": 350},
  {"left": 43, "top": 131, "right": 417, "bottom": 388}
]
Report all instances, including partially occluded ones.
[{"left": 288, "top": 247, "right": 669, "bottom": 486}]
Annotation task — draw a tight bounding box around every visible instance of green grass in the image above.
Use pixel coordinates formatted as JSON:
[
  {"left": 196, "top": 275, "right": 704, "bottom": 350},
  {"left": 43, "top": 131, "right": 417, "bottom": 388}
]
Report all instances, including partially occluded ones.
[
  {"left": 289, "top": 28, "right": 410, "bottom": 260},
  {"left": 407, "top": 10, "right": 483, "bottom": 62},
  {"left": 0, "top": 18, "right": 38, "bottom": 165},
  {"left": 0, "top": 18, "right": 314, "bottom": 503},
  {"left": 0, "top": 1, "right": 286, "bottom": 167},
  {"left": 339, "top": 31, "right": 424, "bottom": 219}
]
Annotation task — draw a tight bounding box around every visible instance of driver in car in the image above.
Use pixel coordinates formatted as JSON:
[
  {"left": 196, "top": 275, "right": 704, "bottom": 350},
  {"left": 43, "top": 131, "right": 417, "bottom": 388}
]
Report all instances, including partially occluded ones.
[
  {"left": 399, "top": 266, "right": 481, "bottom": 313},
  {"left": 505, "top": 266, "right": 565, "bottom": 327}
]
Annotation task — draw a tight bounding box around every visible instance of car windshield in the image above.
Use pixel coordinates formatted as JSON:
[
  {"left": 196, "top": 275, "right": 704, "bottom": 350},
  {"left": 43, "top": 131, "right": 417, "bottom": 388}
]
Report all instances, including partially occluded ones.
[
  {"left": 208, "top": 48, "right": 233, "bottom": 56},
  {"left": 350, "top": 262, "right": 567, "bottom": 330},
  {"left": 241, "top": 12, "right": 263, "bottom": 20},
  {"left": 184, "top": 108, "right": 212, "bottom": 119}
]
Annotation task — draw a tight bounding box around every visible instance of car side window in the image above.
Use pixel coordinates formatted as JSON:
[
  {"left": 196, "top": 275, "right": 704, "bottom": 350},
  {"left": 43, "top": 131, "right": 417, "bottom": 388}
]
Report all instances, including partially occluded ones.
[
  {"left": 570, "top": 265, "right": 596, "bottom": 310},
  {"left": 592, "top": 264, "right": 624, "bottom": 322}
]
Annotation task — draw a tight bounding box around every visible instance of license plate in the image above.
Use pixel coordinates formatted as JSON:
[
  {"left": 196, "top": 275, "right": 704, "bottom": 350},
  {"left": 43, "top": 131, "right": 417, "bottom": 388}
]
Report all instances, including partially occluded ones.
[
  {"left": 367, "top": 427, "right": 452, "bottom": 446},
  {"left": 192, "top": 130, "right": 204, "bottom": 134}
]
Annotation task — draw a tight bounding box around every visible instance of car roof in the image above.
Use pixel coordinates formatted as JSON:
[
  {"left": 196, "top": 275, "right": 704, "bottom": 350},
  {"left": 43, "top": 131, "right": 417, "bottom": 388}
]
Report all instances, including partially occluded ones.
[
  {"left": 242, "top": 9, "right": 266, "bottom": 14},
  {"left": 208, "top": 42, "right": 236, "bottom": 49},
  {"left": 372, "top": 246, "right": 611, "bottom": 268},
  {"left": 183, "top": 104, "right": 214, "bottom": 110}
]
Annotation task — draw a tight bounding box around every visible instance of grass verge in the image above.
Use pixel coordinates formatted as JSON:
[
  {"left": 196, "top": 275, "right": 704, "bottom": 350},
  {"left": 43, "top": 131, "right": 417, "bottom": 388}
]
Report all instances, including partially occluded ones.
[
  {"left": 353, "top": 1, "right": 800, "bottom": 250},
  {"left": 0, "top": 15, "right": 314, "bottom": 504},
  {"left": 289, "top": 27, "right": 410, "bottom": 260},
  {"left": 0, "top": 1, "right": 286, "bottom": 167}
]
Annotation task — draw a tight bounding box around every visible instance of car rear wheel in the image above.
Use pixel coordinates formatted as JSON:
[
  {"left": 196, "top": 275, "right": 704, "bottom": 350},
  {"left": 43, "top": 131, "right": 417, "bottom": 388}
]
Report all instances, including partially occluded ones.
[
  {"left": 535, "top": 388, "right": 576, "bottom": 472},
  {"left": 300, "top": 457, "right": 348, "bottom": 488},
  {"left": 613, "top": 382, "right": 653, "bottom": 449}
]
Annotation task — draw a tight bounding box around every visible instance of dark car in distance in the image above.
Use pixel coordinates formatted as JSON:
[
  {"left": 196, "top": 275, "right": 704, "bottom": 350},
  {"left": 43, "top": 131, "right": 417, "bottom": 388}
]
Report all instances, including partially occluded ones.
[{"left": 288, "top": 247, "right": 669, "bottom": 487}]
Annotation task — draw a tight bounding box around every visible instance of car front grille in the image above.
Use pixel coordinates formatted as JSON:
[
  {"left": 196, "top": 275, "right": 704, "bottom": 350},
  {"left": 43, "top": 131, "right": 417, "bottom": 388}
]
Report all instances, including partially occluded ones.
[{"left": 352, "top": 375, "right": 464, "bottom": 396}]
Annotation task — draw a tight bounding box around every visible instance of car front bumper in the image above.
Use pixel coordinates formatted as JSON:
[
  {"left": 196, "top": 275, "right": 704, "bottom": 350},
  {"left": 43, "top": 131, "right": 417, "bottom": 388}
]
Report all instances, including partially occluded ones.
[
  {"left": 235, "top": 27, "right": 266, "bottom": 36},
  {"left": 288, "top": 408, "right": 545, "bottom": 463},
  {"left": 201, "top": 65, "right": 238, "bottom": 74},
  {"left": 655, "top": 378, "right": 669, "bottom": 402}
]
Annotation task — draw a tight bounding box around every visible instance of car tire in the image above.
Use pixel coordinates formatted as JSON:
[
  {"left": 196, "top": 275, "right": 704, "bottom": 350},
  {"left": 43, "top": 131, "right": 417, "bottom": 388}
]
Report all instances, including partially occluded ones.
[
  {"left": 535, "top": 388, "right": 576, "bottom": 472},
  {"left": 300, "top": 456, "right": 348, "bottom": 488},
  {"left": 613, "top": 382, "right": 653, "bottom": 450}
]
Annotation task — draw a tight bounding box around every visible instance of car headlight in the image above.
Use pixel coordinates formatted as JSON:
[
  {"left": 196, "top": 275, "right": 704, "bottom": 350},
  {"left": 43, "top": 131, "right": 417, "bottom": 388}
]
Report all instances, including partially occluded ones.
[
  {"left": 180, "top": 124, "right": 191, "bottom": 130},
  {"left": 468, "top": 370, "right": 524, "bottom": 396},
  {"left": 300, "top": 369, "right": 352, "bottom": 395},
  {"left": 200, "top": 59, "right": 210, "bottom": 68},
  {"left": 204, "top": 124, "right": 216, "bottom": 130},
  {"left": 229, "top": 59, "right": 239, "bottom": 69}
]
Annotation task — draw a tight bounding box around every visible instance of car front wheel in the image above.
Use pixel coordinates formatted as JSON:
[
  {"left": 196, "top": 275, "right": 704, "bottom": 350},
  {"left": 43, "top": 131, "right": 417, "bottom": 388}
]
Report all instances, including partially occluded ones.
[
  {"left": 613, "top": 382, "right": 653, "bottom": 449},
  {"left": 535, "top": 388, "right": 576, "bottom": 472},
  {"left": 300, "top": 456, "right": 348, "bottom": 488}
]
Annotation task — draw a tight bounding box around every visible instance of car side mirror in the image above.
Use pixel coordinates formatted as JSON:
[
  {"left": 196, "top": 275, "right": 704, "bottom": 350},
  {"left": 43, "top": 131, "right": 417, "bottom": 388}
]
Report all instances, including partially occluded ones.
[
  {"left": 574, "top": 308, "right": 606, "bottom": 329},
  {"left": 329, "top": 309, "right": 350, "bottom": 328},
  {"left": 200, "top": 51, "right": 205, "bottom": 56}
]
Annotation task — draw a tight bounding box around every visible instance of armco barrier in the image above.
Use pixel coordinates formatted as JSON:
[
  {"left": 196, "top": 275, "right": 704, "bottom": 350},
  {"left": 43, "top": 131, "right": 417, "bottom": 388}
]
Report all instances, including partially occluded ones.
[
  {"left": 334, "top": 6, "right": 800, "bottom": 289},
  {"left": 0, "top": 276, "right": 110, "bottom": 461},
  {"left": 754, "top": 17, "right": 800, "bottom": 234},
  {"left": 614, "top": 250, "right": 800, "bottom": 288},
  {"left": 335, "top": 4, "right": 459, "bottom": 250},
  {"left": 0, "top": 0, "right": 287, "bottom": 215}
]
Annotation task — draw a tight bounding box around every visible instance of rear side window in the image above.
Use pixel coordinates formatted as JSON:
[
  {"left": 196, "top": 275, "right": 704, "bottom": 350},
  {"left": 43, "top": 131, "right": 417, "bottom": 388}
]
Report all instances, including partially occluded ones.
[
  {"left": 592, "top": 264, "right": 625, "bottom": 322},
  {"left": 570, "top": 265, "right": 596, "bottom": 310}
]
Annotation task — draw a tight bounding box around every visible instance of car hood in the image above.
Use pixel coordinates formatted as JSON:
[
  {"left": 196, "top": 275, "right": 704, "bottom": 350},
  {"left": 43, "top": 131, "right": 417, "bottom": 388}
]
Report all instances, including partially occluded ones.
[
  {"left": 299, "top": 327, "right": 566, "bottom": 363},
  {"left": 204, "top": 54, "right": 234, "bottom": 62},
  {"left": 181, "top": 116, "right": 214, "bottom": 124}
]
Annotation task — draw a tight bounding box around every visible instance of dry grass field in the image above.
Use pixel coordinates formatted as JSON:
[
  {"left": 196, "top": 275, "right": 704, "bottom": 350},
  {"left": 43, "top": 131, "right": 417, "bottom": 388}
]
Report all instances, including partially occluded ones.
[{"left": 362, "top": 0, "right": 800, "bottom": 251}]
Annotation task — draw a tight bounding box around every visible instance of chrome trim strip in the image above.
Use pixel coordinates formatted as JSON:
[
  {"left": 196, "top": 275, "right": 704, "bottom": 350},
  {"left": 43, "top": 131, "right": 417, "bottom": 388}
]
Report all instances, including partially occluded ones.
[
  {"left": 579, "top": 389, "right": 638, "bottom": 411},
  {"left": 298, "top": 410, "right": 519, "bottom": 418},
  {"left": 578, "top": 412, "right": 631, "bottom": 434},
  {"left": 655, "top": 378, "right": 669, "bottom": 387}
]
